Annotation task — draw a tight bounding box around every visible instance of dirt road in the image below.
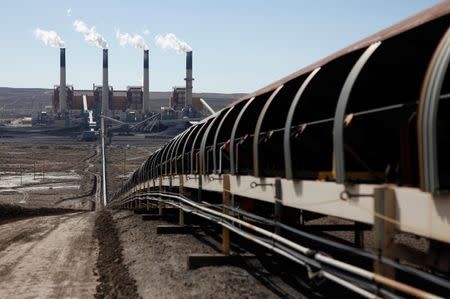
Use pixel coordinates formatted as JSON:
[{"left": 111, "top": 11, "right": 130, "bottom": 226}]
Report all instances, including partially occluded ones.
[{"left": 0, "top": 212, "right": 98, "bottom": 298}]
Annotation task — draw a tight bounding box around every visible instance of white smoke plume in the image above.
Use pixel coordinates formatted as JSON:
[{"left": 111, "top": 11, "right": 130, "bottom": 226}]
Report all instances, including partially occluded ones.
[
  {"left": 116, "top": 30, "right": 148, "bottom": 50},
  {"left": 155, "top": 33, "right": 191, "bottom": 53},
  {"left": 66, "top": 8, "right": 72, "bottom": 17},
  {"left": 34, "top": 28, "right": 65, "bottom": 48},
  {"left": 73, "top": 19, "right": 108, "bottom": 49},
  {"left": 142, "top": 28, "right": 150, "bottom": 35}
]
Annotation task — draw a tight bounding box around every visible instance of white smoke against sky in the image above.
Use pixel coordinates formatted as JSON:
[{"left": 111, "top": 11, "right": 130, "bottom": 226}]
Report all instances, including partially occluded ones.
[
  {"left": 155, "top": 33, "right": 191, "bottom": 53},
  {"left": 66, "top": 8, "right": 72, "bottom": 17},
  {"left": 116, "top": 30, "right": 148, "bottom": 50},
  {"left": 142, "top": 28, "right": 150, "bottom": 35},
  {"left": 34, "top": 28, "right": 65, "bottom": 48},
  {"left": 73, "top": 19, "right": 108, "bottom": 49}
]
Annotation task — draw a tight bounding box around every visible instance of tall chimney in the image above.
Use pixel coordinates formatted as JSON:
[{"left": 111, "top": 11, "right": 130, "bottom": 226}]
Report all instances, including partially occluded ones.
[
  {"left": 185, "top": 51, "right": 193, "bottom": 108},
  {"left": 102, "top": 49, "right": 109, "bottom": 114},
  {"left": 143, "top": 49, "right": 149, "bottom": 113},
  {"left": 59, "top": 48, "right": 67, "bottom": 113}
]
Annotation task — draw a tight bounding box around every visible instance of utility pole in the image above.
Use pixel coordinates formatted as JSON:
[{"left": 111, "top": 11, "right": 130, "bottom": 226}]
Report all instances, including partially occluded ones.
[
  {"left": 122, "top": 146, "right": 125, "bottom": 188},
  {"left": 122, "top": 144, "right": 129, "bottom": 187},
  {"left": 19, "top": 164, "right": 22, "bottom": 186}
]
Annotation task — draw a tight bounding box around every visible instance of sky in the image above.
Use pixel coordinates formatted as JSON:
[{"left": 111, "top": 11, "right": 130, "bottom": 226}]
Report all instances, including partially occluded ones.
[{"left": 0, "top": 0, "right": 441, "bottom": 93}]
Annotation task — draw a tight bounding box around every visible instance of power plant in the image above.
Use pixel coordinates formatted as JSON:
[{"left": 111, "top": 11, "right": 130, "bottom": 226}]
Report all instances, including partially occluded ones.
[
  {"left": 2, "top": 4, "right": 450, "bottom": 299},
  {"left": 45, "top": 47, "right": 208, "bottom": 137}
]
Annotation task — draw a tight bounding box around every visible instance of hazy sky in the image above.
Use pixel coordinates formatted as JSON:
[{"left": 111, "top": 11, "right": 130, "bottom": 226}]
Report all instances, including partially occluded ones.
[{"left": 0, "top": 0, "right": 440, "bottom": 93}]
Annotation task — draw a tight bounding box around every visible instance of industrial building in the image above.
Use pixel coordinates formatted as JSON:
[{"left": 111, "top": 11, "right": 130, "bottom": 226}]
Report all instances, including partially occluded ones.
[
  {"left": 45, "top": 47, "right": 209, "bottom": 134},
  {"left": 169, "top": 87, "right": 186, "bottom": 110},
  {"left": 52, "top": 49, "right": 203, "bottom": 117},
  {"left": 51, "top": 47, "right": 151, "bottom": 123},
  {"left": 169, "top": 91, "right": 214, "bottom": 118},
  {"left": 53, "top": 85, "right": 143, "bottom": 115}
]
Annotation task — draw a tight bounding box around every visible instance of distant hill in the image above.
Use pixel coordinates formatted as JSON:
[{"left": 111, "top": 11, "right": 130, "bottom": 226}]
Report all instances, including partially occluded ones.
[
  {"left": 0, "top": 88, "right": 53, "bottom": 113},
  {"left": 0, "top": 87, "right": 247, "bottom": 116}
]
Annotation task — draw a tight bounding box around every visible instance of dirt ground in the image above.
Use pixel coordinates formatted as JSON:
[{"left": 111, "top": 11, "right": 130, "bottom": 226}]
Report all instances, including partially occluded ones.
[
  {"left": 112, "top": 210, "right": 305, "bottom": 299},
  {"left": 0, "top": 212, "right": 99, "bottom": 298},
  {"left": 0, "top": 135, "right": 101, "bottom": 298},
  {"left": 95, "top": 210, "right": 140, "bottom": 298},
  {"left": 4, "top": 133, "right": 298, "bottom": 299},
  {"left": 0, "top": 133, "right": 434, "bottom": 298},
  {"left": 105, "top": 135, "right": 168, "bottom": 198},
  {"left": 0, "top": 135, "right": 97, "bottom": 210},
  {"left": 0, "top": 206, "right": 306, "bottom": 299}
]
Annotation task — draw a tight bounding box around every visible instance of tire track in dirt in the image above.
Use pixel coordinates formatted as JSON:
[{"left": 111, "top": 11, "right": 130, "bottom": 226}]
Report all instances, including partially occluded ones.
[{"left": 0, "top": 212, "right": 98, "bottom": 298}]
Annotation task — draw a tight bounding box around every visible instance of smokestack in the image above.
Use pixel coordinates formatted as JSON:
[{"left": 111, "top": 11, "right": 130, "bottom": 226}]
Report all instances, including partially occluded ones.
[
  {"left": 102, "top": 49, "right": 109, "bottom": 114},
  {"left": 143, "top": 49, "right": 149, "bottom": 113},
  {"left": 59, "top": 48, "right": 67, "bottom": 113},
  {"left": 185, "top": 51, "right": 193, "bottom": 108}
]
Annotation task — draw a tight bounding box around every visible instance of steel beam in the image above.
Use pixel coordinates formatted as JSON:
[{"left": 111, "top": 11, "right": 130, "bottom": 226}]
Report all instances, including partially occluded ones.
[{"left": 333, "top": 42, "right": 381, "bottom": 184}]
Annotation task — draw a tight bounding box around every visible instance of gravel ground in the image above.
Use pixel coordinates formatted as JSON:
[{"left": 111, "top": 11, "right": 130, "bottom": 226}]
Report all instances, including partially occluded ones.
[
  {"left": 112, "top": 210, "right": 305, "bottom": 299},
  {"left": 307, "top": 215, "right": 429, "bottom": 254}
]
